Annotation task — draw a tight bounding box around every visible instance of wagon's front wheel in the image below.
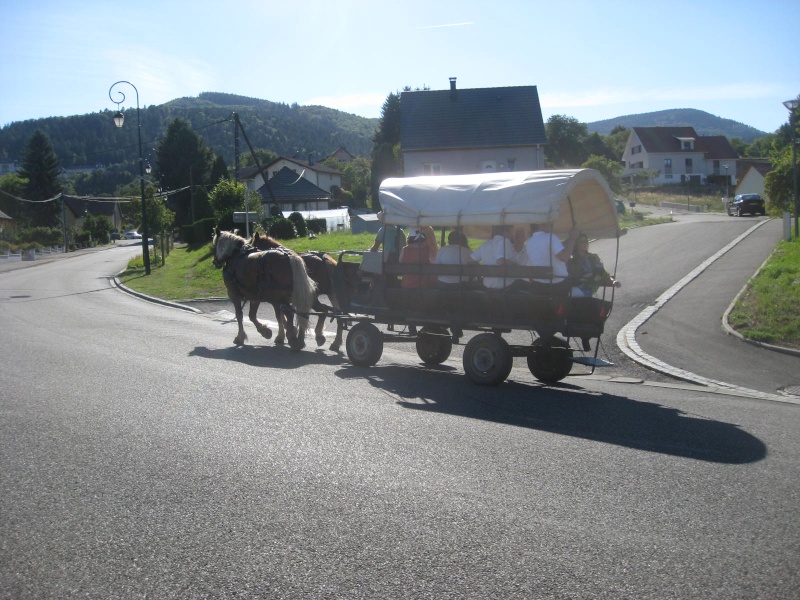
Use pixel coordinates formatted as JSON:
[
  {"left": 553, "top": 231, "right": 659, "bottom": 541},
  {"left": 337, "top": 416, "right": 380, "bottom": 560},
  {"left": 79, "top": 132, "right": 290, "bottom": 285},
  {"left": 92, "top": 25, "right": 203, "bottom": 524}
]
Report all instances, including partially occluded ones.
[
  {"left": 463, "top": 333, "right": 513, "bottom": 386},
  {"left": 346, "top": 321, "right": 384, "bottom": 367},
  {"left": 527, "top": 338, "right": 573, "bottom": 383}
]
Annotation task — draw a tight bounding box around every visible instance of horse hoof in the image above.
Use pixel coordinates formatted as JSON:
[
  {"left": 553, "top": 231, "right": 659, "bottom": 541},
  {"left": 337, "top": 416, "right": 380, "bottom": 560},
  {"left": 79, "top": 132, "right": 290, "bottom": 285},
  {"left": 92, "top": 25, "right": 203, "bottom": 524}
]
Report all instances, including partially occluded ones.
[
  {"left": 316, "top": 335, "right": 326, "bottom": 347},
  {"left": 329, "top": 342, "right": 341, "bottom": 353},
  {"left": 275, "top": 337, "right": 285, "bottom": 345},
  {"left": 261, "top": 329, "right": 272, "bottom": 340},
  {"left": 289, "top": 340, "right": 305, "bottom": 352}
]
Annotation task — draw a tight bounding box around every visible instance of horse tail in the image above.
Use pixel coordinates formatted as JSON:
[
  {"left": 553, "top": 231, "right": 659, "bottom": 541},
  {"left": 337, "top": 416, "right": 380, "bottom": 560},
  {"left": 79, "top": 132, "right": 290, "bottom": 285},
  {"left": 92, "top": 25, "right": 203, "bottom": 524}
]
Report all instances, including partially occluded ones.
[{"left": 288, "top": 253, "right": 317, "bottom": 327}]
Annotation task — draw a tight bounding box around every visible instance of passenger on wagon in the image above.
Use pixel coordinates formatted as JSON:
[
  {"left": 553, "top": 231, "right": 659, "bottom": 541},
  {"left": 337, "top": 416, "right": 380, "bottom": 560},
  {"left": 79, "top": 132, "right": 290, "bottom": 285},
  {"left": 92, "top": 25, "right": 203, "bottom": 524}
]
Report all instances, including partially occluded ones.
[
  {"left": 568, "top": 233, "right": 620, "bottom": 297},
  {"left": 370, "top": 211, "right": 406, "bottom": 264},
  {"left": 434, "top": 230, "right": 474, "bottom": 289},
  {"left": 399, "top": 229, "right": 436, "bottom": 289},
  {"left": 524, "top": 223, "right": 579, "bottom": 296},
  {"left": 470, "top": 225, "right": 521, "bottom": 290},
  {"left": 420, "top": 225, "right": 439, "bottom": 262}
]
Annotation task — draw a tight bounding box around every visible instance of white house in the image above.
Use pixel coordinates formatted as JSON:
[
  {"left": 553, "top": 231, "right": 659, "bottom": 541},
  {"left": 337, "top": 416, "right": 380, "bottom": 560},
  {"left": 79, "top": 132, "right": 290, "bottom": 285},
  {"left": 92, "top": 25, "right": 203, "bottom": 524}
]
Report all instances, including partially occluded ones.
[
  {"left": 734, "top": 160, "right": 773, "bottom": 199},
  {"left": 622, "top": 127, "right": 738, "bottom": 185}
]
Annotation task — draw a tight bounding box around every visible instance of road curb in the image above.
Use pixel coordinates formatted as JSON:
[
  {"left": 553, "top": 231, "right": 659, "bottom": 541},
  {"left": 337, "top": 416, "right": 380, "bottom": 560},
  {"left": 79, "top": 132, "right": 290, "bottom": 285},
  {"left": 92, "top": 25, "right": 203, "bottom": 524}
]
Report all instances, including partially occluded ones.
[{"left": 111, "top": 273, "right": 202, "bottom": 314}]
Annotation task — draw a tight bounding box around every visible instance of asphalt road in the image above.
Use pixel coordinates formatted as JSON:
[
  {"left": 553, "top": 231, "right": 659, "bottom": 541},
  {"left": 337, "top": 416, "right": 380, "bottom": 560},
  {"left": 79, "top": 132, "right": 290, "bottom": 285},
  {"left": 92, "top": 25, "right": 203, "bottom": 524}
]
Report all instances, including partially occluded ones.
[{"left": 1, "top": 217, "right": 799, "bottom": 598}]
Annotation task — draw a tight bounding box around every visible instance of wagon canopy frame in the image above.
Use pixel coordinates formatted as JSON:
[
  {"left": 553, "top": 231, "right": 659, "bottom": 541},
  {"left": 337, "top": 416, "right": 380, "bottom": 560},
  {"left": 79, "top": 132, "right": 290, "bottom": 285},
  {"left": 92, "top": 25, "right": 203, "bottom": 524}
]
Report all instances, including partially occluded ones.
[{"left": 378, "top": 168, "right": 623, "bottom": 240}]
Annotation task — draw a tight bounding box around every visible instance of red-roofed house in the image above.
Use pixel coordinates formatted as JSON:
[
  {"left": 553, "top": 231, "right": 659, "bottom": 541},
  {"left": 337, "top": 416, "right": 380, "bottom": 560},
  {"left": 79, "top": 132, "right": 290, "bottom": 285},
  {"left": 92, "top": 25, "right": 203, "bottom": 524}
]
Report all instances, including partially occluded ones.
[{"left": 622, "top": 127, "right": 738, "bottom": 186}]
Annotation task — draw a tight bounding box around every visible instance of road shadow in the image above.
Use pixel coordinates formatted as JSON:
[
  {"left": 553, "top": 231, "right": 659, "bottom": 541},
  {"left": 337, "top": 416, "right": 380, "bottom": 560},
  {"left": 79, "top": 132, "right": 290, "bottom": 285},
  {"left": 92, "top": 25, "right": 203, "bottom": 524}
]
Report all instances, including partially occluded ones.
[
  {"left": 335, "top": 364, "right": 766, "bottom": 464},
  {"left": 189, "top": 343, "right": 347, "bottom": 369}
]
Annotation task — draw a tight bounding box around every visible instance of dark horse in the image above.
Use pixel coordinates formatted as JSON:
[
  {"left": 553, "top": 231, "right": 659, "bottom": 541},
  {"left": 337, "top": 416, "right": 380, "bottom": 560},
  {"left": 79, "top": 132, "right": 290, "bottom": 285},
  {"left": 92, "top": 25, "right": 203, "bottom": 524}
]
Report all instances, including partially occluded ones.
[
  {"left": 212, "top": 228, "right": 317, "bottom": 351},
  {"left": 251, "top": 231, "right": 344, "bottom": 352}
]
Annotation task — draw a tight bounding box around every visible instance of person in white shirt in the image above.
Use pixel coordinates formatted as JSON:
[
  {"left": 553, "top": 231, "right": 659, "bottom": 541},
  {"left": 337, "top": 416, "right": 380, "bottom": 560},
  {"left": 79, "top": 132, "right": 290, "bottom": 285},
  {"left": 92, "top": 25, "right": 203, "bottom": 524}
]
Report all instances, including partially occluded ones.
[
  {"left": 470, "top": 226, "right": 520, "bottom": 290},
  {"left": 524, "top": 223, "right": 579, "bottom": 295},
  {"left": 434, "top": 230, "right": 474, "bottom": 289}
]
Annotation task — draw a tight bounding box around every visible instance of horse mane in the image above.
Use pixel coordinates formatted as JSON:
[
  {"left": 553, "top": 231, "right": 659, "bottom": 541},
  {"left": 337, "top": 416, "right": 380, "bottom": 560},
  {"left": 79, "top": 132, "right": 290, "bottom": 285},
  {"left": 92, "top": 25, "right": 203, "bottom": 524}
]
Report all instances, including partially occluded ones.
[{"left": 214, "top": 230, "right": 250, "bottom": 261}]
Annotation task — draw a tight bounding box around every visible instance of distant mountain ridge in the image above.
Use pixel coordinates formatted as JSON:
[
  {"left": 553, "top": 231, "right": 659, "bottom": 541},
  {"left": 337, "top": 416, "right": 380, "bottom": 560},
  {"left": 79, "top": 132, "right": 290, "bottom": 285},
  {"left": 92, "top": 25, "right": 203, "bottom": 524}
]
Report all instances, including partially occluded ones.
[
  {"left": 587, "top": 108, "right": 767, "bottom": 143},
  {"left": 0, "top": 96, "right": 768, "bottom": 171}
]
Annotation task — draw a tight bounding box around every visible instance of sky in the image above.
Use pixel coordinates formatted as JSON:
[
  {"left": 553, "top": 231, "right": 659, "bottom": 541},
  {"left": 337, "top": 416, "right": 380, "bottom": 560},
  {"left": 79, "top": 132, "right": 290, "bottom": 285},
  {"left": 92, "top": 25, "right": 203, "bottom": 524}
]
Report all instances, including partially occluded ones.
[{"left": 1, "top": 0, "right": 798, "bottom": 135}]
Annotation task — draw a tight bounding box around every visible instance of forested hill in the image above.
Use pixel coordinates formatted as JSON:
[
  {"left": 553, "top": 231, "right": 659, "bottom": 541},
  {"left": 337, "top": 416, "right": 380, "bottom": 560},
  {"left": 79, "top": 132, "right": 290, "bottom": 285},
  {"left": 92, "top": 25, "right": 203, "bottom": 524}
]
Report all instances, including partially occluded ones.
[
  {"left": 0, "top": 92, "right": 378, "bottom": 168},
  {"left": 587, "top": 108, "right": 767, "bottom": 142}
]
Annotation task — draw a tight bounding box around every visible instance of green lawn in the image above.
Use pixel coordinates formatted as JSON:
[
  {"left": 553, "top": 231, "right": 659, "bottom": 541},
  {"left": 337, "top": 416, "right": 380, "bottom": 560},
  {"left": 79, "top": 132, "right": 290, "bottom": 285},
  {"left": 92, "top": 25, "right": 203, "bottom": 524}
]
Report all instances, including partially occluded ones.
[{"left": 726, "top": 237, "right": 800, "bottom": 350}]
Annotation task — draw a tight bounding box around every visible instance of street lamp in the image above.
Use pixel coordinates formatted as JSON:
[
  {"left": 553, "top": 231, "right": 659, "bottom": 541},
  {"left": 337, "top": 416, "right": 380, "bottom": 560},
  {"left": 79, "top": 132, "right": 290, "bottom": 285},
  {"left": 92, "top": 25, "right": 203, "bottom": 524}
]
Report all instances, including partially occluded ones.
[
  {"left": 783, "top": 98, "right": 799, "bottom": 239},
  {"left": 723, "top": 164, "right": 729, "bottom": 201},
  {"left": 109, "top": 81, "right": 150, "bottom": 274}
]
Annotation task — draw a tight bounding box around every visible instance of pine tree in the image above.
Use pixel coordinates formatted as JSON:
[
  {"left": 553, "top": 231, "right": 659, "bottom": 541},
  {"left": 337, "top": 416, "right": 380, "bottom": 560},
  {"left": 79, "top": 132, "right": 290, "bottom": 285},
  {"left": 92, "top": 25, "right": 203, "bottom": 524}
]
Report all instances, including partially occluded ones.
[
  {"left": 19, "top": 129, "right": 62, "bottom": 226},
  {"left": 370, "top": 93, "right": 403, "bottom": 209}
]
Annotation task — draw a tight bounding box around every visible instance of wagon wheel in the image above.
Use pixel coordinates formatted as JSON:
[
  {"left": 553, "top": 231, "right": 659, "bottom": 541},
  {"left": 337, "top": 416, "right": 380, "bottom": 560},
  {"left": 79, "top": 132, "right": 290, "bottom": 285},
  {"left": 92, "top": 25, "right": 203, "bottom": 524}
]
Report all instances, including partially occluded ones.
[
  {"left": 415, "top": 327, "right": 453, "bottom": 365},
  {"left": 345, "top": 321, "right": 384, "bottom": 367},
  {"left": 527, "top": 338, "right": 573, "bottom": 383},
  {"left": 463, "top": 333, "right": 513, "bottom": 386}
]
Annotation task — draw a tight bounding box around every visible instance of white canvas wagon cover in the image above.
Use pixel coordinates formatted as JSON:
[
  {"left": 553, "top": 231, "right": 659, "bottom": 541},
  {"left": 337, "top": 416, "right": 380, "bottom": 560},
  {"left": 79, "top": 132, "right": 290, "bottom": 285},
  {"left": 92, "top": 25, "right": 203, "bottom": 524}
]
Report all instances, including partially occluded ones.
[{"left": 379, "top": 169, "right": 622, "bottom": 239}]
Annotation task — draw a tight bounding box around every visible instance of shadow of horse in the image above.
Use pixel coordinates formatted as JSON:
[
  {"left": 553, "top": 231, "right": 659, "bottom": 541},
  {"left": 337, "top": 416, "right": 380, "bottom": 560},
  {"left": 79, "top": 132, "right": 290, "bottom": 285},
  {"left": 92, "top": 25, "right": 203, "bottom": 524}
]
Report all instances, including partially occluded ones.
[
  {"left": 334, "top": 364, "right": 766, "bottom": 465},
  {"left": 189, "top": 345, "right": 348, "bottom": 369}
]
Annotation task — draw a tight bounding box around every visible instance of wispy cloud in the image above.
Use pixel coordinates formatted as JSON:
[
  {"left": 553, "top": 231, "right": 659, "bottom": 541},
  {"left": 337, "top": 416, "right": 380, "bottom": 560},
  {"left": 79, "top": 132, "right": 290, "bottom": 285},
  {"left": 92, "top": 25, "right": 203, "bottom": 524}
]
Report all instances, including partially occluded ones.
[{"left": 416, "top": 22, "right": 475, "bottom": 30}]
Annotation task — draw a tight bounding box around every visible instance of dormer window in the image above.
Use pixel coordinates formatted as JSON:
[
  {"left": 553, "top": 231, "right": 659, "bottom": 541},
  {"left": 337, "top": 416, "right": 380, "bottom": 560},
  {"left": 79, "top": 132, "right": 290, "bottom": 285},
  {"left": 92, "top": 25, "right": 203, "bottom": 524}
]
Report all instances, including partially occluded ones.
[{"left": 677, "top": 136, "right": 695, "bottom": 151}]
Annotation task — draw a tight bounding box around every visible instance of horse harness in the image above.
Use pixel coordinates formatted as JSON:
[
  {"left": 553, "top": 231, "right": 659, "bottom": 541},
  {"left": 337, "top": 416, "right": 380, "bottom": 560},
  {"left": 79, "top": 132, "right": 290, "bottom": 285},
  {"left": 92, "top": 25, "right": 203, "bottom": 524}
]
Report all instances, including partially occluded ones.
[{"left": 222, "top": 241, "right": 296, "bottom": 297}]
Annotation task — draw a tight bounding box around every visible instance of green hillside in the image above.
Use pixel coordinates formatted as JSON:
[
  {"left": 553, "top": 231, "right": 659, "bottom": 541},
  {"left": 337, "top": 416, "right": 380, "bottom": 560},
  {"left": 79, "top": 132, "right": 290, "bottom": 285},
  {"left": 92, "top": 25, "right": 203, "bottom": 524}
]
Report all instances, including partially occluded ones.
[{"left": 0, "top": 92, "right": 378, "bottom": 169}]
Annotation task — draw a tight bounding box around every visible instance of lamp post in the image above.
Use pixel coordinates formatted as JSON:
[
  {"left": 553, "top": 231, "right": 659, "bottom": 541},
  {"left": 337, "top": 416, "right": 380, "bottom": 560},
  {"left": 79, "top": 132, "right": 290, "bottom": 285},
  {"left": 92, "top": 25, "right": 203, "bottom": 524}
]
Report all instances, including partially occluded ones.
[
  {"left": 723, "top": 164, "right": 729, "bottom": 201},
  {"left": 109, "top": 81, "right": 150, "bottom": 274},
  {"left": 784, "top": 99, "right": 800, "bottom": 240}
]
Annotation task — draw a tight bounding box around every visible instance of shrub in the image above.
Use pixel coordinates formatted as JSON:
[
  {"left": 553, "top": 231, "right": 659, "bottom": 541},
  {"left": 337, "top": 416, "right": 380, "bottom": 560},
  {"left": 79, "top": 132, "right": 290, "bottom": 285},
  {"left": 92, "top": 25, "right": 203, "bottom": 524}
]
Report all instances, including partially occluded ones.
[
  {"left": 268, "top": 218, "right": 297, "bottom": 239},
  {"left": 306, "top": 218, "right": 327, "bottom": 234},
  {"left": 288, "top": 212, "right": 308, "bottom": 237},
  {"left": 18, "top": 226, "right": 62, "bottom": 246}
]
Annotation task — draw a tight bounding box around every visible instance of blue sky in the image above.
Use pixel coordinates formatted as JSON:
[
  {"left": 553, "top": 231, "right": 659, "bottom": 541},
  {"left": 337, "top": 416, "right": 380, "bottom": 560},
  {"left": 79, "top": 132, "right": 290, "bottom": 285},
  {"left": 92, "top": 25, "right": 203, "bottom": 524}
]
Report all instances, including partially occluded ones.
[{"left": 1, "top": 0, "right": 798, "bottom": 135}]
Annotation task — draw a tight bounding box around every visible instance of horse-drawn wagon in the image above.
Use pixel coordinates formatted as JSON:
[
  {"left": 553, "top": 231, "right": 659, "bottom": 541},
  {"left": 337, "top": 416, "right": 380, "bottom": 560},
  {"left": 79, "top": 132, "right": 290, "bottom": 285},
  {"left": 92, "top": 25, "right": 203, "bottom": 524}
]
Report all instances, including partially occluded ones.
[{"left": 330, "top": 169, "right": 624, "bottom": 386}]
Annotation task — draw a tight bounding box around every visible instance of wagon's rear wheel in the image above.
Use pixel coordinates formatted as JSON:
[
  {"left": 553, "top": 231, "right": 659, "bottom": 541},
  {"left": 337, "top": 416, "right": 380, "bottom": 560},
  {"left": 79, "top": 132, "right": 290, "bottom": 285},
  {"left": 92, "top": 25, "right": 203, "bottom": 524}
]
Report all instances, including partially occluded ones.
[
  {"left": 527, "top": 338, "right": 573, "bottom": 383},
  {"left": 346, "top": 321, "right": 383, "bottom": 367},
  {"left": 416, "top": 327, "right": 453, "bottom": 365},
  {"left": 463, "top": 333, "right": 513, "bottom": 386}
]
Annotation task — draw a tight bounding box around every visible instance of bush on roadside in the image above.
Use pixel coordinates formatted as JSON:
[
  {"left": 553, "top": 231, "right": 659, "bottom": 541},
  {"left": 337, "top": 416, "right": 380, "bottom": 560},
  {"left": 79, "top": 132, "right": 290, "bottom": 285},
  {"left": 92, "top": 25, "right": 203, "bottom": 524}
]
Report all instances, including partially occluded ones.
[{"left": 268, "top": 218, "right": 297, "bottom": 239}]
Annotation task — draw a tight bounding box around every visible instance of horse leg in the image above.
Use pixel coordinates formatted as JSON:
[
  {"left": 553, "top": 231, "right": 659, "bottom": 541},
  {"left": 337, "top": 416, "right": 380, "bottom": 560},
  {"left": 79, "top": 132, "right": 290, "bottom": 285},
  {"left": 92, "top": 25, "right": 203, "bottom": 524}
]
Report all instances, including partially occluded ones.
[
  {"left": 273, "top": 302, "right": 293, "bottom": 345},
  {"left": 248, "top": 301, "right": 272, "bottom": 341},
  {"left": 232, "top": 298, "right": 247, "bottom": 346}
]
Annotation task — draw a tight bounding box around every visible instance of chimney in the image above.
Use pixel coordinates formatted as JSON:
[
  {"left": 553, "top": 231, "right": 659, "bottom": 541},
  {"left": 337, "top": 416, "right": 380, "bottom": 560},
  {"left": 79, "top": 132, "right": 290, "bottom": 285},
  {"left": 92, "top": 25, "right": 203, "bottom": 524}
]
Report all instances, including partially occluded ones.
[{"left": 449, "top": 77, "right": 457, "bottom": 101}]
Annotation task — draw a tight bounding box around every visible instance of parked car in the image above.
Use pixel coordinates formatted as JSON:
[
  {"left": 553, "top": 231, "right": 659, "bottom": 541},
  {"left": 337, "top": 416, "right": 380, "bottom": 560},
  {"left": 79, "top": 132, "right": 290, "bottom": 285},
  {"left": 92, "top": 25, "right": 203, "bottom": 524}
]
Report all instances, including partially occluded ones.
[
  {"left": 110, "top": 231, "right": 121, "bottom": 241},
  {"left": 727, "top": 194, "right": 766, "bottom": 217},
  {"left": 123, "top": 231, "right": 142, "bottom": 239}
]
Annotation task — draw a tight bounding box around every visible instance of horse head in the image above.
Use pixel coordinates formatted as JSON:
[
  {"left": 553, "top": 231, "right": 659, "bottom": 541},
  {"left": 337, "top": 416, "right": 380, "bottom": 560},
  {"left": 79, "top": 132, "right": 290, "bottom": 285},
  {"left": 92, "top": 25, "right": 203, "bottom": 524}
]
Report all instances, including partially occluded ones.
[
  {"left": 212, "top": 229, "right": 246, "bottom": 268},
  {"left": 251, "top": 231, "right": 282, "bottom": 251}
]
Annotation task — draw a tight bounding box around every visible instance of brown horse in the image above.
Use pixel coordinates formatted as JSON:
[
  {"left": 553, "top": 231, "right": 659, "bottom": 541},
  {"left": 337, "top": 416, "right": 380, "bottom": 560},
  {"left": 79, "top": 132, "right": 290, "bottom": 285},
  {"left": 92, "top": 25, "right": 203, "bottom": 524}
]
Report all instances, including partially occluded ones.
[
  {"left": 251, "top": 231, "right": 344, "bottom": 352},
  {"left": 212, "top": 229, "right": 317, "bottom": 351}
]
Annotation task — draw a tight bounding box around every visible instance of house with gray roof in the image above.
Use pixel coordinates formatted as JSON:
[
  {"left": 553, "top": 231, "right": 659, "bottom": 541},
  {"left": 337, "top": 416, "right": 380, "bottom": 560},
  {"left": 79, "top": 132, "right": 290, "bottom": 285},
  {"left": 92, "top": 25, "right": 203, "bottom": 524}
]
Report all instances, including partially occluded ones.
[
  {"left": 622, "top": 126, "right": 739, "bottom": 186},
  {"left": 257, "top": 166, "right": 332, "bottom": 214},
  {"left": 400, "top": 78, "right": 547, "bottom": 176}
]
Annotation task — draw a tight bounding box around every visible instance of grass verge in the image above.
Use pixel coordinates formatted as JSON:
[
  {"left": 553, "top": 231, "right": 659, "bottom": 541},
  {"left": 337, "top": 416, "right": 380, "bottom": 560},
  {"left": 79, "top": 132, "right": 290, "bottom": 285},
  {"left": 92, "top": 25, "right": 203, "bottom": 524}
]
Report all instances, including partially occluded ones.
[{"left": 726, "top": 237, "right": 800, "bottom": 350}]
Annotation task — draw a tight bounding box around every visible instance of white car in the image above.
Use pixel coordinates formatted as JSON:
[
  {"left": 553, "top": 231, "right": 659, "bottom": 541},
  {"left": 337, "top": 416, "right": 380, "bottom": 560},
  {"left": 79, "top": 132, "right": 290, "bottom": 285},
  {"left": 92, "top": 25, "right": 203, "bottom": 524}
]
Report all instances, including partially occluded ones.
[{"left": 123, "top": 231, "right": 142, "bottom": 239}]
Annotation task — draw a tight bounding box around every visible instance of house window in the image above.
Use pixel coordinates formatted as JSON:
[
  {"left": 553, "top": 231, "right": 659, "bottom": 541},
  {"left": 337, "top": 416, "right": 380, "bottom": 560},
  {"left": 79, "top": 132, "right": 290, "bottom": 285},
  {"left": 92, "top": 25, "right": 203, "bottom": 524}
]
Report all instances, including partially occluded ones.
[
  {"left": 482, "top": 160, "right": 497, "bottom": 172},
  {"left": 713, "top": 160, "right": 720, "bottom": 176},
  {"left": 630, "top": 161, "right": 643, "bottom": 169},
  {"left": 422, "top": 163, "right": 441, "bottom": 176},
  {"left": 664, "top": 158, "right": 673, "bottom": 178},
  {"left": 682, "top": 141, "right": 692, "bottom": 150},
  {"left": 631, "top": 145, "right": 642, "bottom": 155},
  {"left": 685, "top": 158, "right": 693, "bottom": 174},
  {"left": 507, "top": 158, "right": 516, "bottom": 171}
]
